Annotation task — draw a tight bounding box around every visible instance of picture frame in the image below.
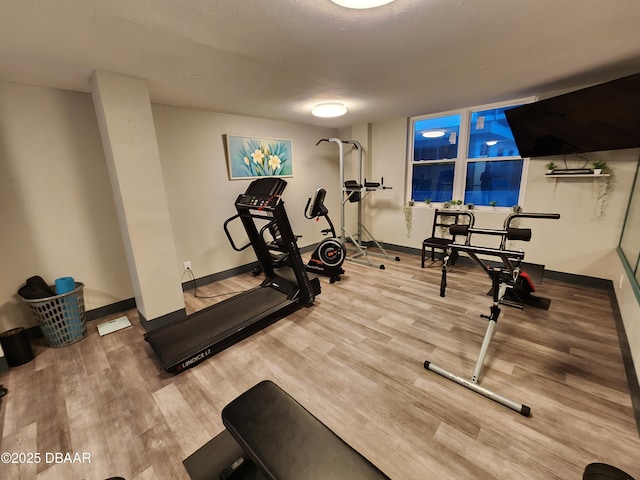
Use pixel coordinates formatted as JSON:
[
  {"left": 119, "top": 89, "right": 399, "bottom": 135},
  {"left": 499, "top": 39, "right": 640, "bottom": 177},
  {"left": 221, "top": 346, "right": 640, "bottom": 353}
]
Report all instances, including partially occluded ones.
[{"left": 225, "top": 135, "right": 293, "bottom": 179}]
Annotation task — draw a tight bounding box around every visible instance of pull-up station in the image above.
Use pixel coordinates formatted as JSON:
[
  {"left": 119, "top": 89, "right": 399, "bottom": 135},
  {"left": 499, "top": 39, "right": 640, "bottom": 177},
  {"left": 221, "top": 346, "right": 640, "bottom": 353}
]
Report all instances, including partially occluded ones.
[{"left": 316, "top": 137, "right": 400, "bottom": 269}]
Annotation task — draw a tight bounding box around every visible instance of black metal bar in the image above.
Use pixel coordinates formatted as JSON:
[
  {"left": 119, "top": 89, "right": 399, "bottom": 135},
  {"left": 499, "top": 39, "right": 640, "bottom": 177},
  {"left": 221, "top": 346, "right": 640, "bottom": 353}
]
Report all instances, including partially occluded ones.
[
  {"left": 223, "top": 214, "right": 251, "bottom": 252},
  {"left": 449, "top": 244, "right": 525, "bottom": 260},
  {"left": 503, "top": 212, "right": 561, "bottom": 230}
]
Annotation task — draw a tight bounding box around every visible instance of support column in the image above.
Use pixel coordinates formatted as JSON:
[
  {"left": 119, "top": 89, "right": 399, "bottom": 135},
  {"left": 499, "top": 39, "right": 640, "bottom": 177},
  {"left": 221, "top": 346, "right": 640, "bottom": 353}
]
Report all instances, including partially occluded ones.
[{"left": 90, "top": 71, "right": 185, "bottom": 328}]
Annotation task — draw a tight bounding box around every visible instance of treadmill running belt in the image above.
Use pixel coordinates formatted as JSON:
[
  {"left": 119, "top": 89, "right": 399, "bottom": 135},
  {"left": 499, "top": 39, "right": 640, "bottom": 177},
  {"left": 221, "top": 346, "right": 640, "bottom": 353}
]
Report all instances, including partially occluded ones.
[{"left": 145, "top": 286, "right": 294, "bottom": 372}]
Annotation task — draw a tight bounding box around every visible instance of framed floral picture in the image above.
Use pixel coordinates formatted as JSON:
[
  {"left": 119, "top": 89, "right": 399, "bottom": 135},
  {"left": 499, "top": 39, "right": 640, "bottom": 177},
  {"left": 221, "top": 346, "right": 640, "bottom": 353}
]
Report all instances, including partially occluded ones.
[{"left": 225, "top": 135, "right": 293, "bottom": 179}]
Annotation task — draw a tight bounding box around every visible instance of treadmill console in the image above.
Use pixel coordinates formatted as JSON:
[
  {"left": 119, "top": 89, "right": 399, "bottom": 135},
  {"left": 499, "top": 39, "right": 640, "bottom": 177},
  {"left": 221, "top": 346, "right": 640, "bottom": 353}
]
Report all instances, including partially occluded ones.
[
  {"left": 236, "top": 178, "right": 287, "bottom": 211},
  {"left": 236, "top": 193, "right": 282, "bottom": 210}
]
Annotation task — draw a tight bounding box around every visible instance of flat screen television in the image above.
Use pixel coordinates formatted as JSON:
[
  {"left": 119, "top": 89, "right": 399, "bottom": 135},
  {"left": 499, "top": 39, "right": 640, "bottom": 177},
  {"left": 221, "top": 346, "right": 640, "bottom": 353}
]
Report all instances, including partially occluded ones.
[{"left": 504, "top": 73, "right": 640, "bottom": 158}]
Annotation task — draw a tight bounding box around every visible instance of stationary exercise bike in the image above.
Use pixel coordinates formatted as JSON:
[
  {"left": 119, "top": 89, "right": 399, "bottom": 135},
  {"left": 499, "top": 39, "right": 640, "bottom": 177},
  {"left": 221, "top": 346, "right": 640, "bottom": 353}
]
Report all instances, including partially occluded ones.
[
  {"left": 253, "top": 188, "right": 345, "bottom": 283},
  {"left": 304, "top": 188, "right": 346, "bottom": 283}
]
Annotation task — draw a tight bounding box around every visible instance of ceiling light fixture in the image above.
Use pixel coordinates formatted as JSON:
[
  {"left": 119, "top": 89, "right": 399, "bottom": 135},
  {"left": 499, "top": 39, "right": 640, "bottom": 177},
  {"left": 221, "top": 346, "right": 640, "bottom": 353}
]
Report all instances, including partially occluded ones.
[
  {"left": 485, "top": 140, "right": 498, "bottom": 146},
  {"left": 422, "top": 130, "right": 446, "bottom": 138},
  {"left": 312, "top": 102, "right": 348, "bottom": 118},
  {"left": 330, "top": 0, "right": 395, "bottom": 9}
]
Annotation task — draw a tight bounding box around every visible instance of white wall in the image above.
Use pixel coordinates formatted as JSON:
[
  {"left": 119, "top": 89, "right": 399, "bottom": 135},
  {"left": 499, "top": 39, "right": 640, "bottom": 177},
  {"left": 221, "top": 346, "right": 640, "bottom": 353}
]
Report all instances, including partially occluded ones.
[
  {"left": 0, "top": 81, "right": 339, "bottom": 331},
  {"left": 0, "top": 81, "right": 132, "bottom": 331},
  {"left": 151, "top": 104, "right": 339, "bottom": 279},
  {"left": 366, "top": 118, "right": 638, "bottom": 276}
]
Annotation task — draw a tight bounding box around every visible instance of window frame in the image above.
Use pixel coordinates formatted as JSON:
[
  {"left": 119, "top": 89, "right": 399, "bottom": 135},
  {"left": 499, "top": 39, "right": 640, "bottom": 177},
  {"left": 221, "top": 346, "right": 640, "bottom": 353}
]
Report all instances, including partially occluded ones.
[{"left": 407, "top": 97, "right": 535, "bottom": 209}]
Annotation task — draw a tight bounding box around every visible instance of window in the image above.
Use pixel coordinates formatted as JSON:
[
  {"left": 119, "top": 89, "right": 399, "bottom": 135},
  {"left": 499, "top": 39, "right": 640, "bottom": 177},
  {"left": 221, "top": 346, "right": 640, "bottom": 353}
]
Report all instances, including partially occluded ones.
[
  {"left": 408, "top": 99, "right": 533, "bottom": 207},
  {"left": 411, "top": 114, "right": 460, "bottom": 202}
]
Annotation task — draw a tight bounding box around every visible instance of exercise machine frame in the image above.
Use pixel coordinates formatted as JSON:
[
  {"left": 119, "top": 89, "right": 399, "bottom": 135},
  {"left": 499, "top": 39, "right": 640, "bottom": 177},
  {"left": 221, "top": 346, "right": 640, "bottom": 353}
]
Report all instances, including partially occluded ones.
[
  {"left": 441, "top": 212, "right": 560, "bottom": 307},
  {"left": 426, "top": 250, "right": 531, "bottom": 416},
  {"left": 144, "top": 178, "right": 320, "bottom": 374},
  {"left": 304, "top": 188, "right": 346, "bottom": 283},
  {"left": 425, "top": 211, "right": 560, "bottom": 415},
  {"left": 316, "top": 137, "right": 399, "bottom": 269}
]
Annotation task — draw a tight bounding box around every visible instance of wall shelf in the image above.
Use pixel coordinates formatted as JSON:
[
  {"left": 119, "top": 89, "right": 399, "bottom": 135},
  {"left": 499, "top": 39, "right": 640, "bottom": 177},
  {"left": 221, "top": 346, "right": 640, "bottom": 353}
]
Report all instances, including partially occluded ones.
[{"left": 545, "top": 174, "right": 610, "bottom": 178}]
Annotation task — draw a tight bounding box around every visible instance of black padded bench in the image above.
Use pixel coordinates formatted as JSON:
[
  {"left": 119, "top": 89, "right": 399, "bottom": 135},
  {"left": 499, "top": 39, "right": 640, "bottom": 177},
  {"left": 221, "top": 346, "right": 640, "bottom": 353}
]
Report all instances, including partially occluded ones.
[{"left": 184, "top": 380, "right": 390, "bottom": 480}]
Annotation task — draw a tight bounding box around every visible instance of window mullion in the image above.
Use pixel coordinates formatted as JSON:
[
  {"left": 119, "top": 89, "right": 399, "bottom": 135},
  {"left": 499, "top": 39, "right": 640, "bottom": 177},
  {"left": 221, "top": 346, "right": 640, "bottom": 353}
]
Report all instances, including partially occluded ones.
[
  {"left": 517, "top": 157, "right": 529, "bottom": 206},
  {"left": 453, "top": 109, "right": 471, "bottom": 201}
]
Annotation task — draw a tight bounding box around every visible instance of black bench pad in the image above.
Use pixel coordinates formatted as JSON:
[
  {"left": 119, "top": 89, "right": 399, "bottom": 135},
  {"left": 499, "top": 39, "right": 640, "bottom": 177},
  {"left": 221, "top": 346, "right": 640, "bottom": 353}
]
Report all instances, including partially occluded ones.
[
  {"left": 183, "top": 428, "right": 263, "bottom": 480},
  {"left": 222, "top": 380, "right": 390, "bottom": 480}
]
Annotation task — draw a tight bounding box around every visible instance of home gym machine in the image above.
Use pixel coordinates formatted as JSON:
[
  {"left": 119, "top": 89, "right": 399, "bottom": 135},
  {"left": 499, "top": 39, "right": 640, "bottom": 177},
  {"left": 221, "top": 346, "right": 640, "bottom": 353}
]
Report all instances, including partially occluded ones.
[
  {"left": 440, "top": 212, "right": 560, "bottom": 309},
  {"left": 304, "top": 188, "right": 346, "bottom": 283},
  {"left": 424, "top": 211, "right": 560, "bottom": 415},
  {"left": 144, "top": 178, "right": 320, "bottom": 374},
  {"left": 316, "top": 137, "right": 400, "bottom": 269}
]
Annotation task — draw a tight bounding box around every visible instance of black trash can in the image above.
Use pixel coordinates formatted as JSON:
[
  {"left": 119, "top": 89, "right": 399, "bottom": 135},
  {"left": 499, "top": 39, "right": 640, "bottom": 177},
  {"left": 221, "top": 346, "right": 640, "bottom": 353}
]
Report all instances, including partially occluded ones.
[{"left": 0, "top": 327, "right": 34, "bottom": 366}]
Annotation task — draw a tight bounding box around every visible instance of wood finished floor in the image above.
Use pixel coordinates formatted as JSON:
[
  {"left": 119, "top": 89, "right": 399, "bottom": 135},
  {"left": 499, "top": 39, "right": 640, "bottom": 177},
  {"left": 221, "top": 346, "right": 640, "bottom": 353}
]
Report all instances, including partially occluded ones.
[{"left": 1, "top": 250, "right": 638, "bottom": 480}]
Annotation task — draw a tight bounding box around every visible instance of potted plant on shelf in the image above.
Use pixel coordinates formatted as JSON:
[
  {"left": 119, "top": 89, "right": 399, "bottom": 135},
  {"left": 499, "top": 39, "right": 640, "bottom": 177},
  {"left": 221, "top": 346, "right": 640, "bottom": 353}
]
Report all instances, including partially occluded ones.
[
  {"left": 424, "top": 198, "right": 432, "bottom": 207},
  {"left": 592, "top": 160, "right": 607, "bottom": 175},
  {"left": 489, "top": 200, "right": 497, "bottom": 209},
  {"left": 545, "top": 161, "right": 557, "bottom": 174}
]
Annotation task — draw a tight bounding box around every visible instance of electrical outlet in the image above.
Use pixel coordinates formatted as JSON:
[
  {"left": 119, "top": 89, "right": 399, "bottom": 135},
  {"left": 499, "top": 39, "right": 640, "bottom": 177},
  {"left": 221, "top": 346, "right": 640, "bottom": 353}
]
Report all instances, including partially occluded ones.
[{"left": 183, "top": 261, "right": 192, "bottom": 271}]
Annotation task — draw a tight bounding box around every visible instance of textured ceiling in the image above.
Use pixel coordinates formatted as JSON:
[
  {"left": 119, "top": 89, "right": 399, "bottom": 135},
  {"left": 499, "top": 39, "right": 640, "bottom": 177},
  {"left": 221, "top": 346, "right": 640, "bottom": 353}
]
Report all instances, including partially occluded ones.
[{"left": 2, "top": 0, "right": 640, "bottom": 127}]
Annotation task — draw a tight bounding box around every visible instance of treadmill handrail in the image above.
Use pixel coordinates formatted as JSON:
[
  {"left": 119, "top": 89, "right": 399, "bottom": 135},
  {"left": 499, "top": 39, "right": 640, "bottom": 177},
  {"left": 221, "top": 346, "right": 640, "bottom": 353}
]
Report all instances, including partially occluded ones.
[{"left": 223, "top": 214, "right": 252, "bottom": 252}]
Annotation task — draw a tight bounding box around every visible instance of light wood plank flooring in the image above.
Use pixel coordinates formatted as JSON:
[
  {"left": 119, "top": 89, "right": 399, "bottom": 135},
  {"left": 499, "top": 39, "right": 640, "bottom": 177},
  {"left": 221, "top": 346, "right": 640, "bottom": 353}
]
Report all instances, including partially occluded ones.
[{"left": 1, "top": 251, "right": 638, "bottom": 479}]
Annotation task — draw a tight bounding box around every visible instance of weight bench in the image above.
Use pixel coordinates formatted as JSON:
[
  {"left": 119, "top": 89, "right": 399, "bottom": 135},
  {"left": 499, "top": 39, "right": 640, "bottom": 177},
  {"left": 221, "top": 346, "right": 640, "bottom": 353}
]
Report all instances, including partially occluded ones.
[{"left": 184, "top": 380, "right": 390, "bottom": 480}]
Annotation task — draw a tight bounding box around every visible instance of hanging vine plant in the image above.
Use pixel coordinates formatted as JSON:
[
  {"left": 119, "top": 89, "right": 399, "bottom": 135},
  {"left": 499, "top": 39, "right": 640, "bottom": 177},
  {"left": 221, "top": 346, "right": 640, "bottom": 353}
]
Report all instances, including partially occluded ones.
[
  {"left": 594, "top": 177, "right": 611, "bottom": 221},
  {"left": 404, "top": 201, "right": 414, "bottom": 238}
]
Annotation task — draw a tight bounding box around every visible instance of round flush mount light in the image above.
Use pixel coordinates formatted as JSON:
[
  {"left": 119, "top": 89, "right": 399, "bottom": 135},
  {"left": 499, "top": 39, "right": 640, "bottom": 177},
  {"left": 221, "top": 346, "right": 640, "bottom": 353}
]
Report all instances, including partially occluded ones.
[
  {"left": 330, "top": 0, "right": 395, "bottom": 8},
  {"left": 485, "top": 140, "right": 499, "bottom": 146},
  {"left": 312, "top": 102, "right": 348, "bottom": 118},
  {"left": 422, "top": 130, "right": 446, "bottom": 138}
]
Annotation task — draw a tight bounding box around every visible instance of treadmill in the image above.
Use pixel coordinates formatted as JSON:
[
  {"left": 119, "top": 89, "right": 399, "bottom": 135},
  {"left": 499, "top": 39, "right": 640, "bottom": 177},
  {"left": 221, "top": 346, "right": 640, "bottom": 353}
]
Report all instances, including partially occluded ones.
[{"left": 145, "top": 178, "right": 320, "bottom": 374}]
